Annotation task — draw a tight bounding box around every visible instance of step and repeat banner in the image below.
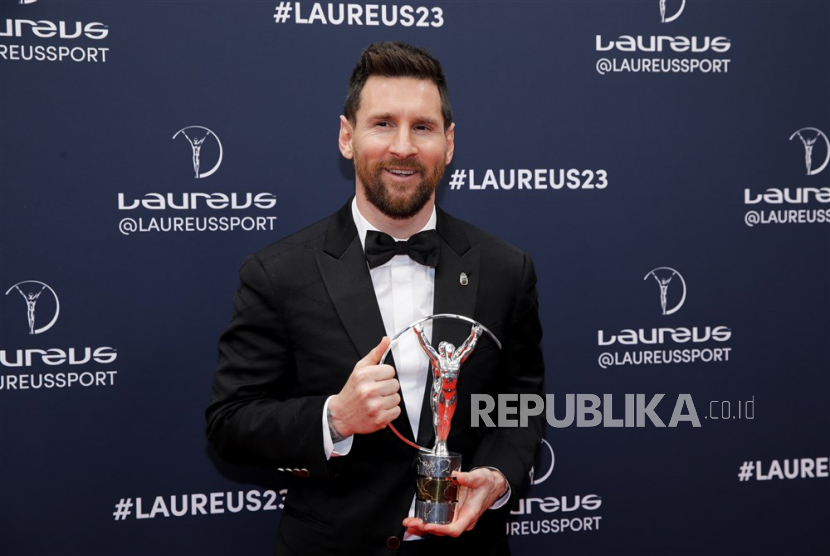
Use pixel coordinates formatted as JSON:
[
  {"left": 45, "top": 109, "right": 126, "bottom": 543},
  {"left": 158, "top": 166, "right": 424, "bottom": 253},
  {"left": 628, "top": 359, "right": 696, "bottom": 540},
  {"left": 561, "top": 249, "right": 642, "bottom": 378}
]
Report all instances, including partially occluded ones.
[{"left": 1, "top": 1, "right": 828, "bottom": 554}]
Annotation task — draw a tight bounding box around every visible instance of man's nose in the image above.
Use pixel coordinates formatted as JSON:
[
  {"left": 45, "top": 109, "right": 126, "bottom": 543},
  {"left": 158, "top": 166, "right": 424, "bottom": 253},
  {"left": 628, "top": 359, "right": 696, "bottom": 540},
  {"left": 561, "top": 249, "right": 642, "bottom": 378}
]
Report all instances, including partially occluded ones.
[{"left": 389, "top": 128, "right": 417, "bottom": 159}]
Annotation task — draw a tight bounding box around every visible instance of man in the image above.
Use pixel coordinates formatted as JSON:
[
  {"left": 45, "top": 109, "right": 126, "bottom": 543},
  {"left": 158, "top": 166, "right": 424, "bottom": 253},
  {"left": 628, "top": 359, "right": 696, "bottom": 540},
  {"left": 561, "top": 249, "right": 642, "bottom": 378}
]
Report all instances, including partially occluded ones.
[{"left": 206, "top": 42, "right": 544, "bottom": 555}]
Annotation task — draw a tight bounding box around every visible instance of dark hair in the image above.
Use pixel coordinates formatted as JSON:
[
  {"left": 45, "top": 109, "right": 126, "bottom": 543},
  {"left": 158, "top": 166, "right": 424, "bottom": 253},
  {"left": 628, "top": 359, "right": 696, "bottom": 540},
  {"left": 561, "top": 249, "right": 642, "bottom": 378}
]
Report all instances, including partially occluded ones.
[{"left": 344, "top": 42, "right": 452, "bottom": 129}]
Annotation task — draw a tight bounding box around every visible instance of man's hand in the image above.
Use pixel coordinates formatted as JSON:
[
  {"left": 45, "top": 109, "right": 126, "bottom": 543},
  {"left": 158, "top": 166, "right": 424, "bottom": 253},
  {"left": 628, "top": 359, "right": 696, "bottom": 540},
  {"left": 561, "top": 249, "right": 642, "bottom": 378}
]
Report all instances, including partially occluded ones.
[
  {"left": 402, "top": 468, "right": 508, "bottom": 537},
  {"left": 328, "top": 337, "right": 401, "bottom": 438}
]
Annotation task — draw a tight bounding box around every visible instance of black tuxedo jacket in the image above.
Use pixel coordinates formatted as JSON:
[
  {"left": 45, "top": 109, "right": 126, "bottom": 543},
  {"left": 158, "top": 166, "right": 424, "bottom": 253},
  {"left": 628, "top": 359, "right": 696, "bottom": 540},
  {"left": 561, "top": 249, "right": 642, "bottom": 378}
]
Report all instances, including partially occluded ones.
[{"left": 206, "top": 201, "right": 544, "bottom": 555}]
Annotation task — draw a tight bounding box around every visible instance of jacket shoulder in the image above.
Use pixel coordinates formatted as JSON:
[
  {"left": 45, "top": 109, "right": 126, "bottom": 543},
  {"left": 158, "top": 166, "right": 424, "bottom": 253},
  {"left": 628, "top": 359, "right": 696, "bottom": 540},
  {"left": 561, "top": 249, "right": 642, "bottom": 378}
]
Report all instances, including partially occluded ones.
[
  {"left": 441, "top": 211, "right": 531, "bottom": 268},
  {"left": 249, "top": 214, "right": 332, "bottom": 269}
]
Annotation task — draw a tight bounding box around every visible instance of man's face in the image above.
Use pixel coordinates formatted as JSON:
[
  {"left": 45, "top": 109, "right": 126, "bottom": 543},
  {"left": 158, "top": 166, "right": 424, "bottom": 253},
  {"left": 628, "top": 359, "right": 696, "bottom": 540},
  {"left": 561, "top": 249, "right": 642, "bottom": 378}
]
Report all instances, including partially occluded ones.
[{"left": 339, "top": 76, "right": 455, "bottom": 220}]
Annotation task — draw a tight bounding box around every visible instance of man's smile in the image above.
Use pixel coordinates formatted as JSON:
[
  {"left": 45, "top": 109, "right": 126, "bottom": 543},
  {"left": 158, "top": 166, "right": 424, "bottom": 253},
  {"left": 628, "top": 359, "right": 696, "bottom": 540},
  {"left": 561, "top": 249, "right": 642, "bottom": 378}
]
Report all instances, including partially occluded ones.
[{"left": 384, "top": 167, "right": 419, "bottom": 178}]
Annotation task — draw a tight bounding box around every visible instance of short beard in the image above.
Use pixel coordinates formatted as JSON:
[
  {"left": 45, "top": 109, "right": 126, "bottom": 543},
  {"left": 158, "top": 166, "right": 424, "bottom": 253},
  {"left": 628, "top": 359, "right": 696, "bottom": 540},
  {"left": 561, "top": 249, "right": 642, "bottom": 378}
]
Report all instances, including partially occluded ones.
[{"left": 355, "top": 154, "right": 446, "bottom": 220}]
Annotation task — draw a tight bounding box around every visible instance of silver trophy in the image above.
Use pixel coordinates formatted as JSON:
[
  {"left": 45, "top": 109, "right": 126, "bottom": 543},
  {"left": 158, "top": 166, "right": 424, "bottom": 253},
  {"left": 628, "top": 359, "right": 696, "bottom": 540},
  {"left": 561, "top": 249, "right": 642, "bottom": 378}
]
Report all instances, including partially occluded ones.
[{"left": 381, "top": 314, "right": 501, "bottom": 524}]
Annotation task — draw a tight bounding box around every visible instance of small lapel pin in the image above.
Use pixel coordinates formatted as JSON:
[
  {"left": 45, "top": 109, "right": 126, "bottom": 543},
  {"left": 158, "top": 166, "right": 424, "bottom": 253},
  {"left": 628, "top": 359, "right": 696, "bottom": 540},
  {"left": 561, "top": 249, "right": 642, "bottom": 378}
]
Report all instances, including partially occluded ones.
[{"left": 460, "top": 272, "right": 469, "bottom": 286}]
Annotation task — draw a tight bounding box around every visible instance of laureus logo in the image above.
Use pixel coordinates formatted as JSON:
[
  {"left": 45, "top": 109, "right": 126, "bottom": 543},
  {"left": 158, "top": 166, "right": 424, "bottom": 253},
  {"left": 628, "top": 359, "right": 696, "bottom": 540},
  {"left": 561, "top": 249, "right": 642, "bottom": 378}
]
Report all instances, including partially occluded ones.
[
  {"left": 4, "top": 281, "right": 60, "bottom": 335},
  {"left": 789, "top": 128, "right": 830, "bottom": 176},
  {"left": 528, "top": 439, "right": 555, "bottom": 486},
  {"left": 644, "top": 267, "right": 686, "bottom": 316},
  {"left": 660, "top": 0, "right": 685, "bottom": 23},
  {"left": 172, "top": 126, "right": 223, "bottom": 179}
]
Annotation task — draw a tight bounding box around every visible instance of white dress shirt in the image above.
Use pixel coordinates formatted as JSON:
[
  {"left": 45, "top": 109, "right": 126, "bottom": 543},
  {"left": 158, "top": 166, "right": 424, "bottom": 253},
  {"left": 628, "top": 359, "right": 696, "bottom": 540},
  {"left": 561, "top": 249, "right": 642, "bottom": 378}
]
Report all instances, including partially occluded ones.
[{"left": 322, "top": 198, "right": 435, "bottom": 457}]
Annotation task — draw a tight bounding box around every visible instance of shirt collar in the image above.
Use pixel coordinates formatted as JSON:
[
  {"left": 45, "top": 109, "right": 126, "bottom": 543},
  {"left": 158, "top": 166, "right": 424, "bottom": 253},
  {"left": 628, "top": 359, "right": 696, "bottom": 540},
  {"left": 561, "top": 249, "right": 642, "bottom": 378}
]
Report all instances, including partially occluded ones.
[{"left": 352, "top": 197, "right": 437, "bottom": 252}]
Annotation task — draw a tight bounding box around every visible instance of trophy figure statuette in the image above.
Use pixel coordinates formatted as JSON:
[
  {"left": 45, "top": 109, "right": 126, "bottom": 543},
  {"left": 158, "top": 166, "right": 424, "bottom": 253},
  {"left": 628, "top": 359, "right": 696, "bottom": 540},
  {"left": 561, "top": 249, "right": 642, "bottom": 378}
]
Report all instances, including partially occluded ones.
[{"left": 381, "top": 314, "right": 501, "bottom": 524}]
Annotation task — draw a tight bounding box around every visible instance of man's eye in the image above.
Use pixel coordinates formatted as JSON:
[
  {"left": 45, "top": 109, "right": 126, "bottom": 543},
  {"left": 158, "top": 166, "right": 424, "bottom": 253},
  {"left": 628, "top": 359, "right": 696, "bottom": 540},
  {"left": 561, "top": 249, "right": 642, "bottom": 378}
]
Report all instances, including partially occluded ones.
[{"left": 375, "top": 122, "right": 390, "bottom": 128}]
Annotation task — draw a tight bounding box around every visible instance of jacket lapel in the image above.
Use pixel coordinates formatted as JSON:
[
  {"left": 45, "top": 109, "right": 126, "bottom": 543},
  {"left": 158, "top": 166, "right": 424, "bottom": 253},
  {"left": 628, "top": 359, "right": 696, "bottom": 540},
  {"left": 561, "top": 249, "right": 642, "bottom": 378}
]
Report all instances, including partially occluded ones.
[
  {"left": 415, "top": 208, "right": 480, "bottom": 449},
  {"left": 315, "top": 201, "right": 417, "bottom": 442}
]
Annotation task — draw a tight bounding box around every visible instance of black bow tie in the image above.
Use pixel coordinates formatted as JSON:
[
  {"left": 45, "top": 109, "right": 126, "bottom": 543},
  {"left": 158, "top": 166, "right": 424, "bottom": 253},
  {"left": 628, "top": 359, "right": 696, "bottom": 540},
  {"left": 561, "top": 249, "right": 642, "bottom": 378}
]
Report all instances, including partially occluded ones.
[{"left": 364, "top": 229, "right": 440, "bottom": 269}]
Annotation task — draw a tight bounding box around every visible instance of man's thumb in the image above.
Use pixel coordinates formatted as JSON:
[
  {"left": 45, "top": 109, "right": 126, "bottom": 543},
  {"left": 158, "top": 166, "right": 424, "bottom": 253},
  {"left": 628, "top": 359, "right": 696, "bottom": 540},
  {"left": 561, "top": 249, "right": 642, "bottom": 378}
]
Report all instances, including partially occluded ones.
[{"left": 357, "top": 336, "right": 391, "bottom": 367}]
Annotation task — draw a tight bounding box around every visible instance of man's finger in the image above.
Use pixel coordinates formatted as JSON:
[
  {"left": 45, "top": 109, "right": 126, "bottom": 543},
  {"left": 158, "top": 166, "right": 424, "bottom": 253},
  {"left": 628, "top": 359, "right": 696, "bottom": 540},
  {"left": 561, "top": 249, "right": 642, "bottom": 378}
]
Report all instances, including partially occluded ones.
[
  {"left": 453, "top": 471, "right": 481, "bottom": 488},
  {"left": 402, "top": 517, "right": 428, "bottom": 537},
  {"left": 423, "top": 520, "right": 467, "bottom": 538},
  {"left": 387, "top": 405, "right": 403, "bottom": 421},
  {"left": 374, "top": 377, "right": 400, "bottom": 396}
]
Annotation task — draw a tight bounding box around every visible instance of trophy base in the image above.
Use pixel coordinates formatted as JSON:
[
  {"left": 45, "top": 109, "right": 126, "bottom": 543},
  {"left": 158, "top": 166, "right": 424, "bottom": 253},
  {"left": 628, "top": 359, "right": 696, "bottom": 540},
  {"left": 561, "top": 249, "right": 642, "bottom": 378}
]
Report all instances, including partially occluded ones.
[
  {"left": 415, "top": 451, "right": 461, "bottom": 525},
  {"left": 415, "top": 499, "right": 456, "bottom": 524}
]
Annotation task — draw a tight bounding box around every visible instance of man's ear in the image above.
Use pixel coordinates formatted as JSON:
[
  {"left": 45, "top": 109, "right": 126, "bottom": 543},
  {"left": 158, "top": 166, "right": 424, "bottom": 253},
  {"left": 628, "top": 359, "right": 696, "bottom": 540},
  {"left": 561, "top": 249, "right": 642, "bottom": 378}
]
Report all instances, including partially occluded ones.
[
  {"left": 339, "top": 115, "right": 354, "bottom": 160},
  {"left": 444, "top": 122, "right": 455, "bottom": 165}
]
